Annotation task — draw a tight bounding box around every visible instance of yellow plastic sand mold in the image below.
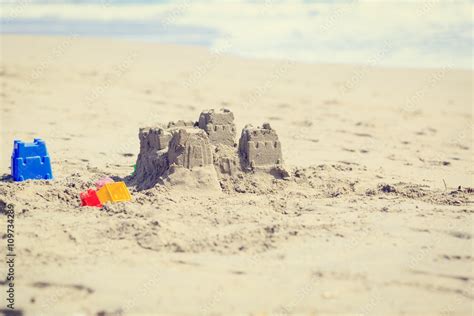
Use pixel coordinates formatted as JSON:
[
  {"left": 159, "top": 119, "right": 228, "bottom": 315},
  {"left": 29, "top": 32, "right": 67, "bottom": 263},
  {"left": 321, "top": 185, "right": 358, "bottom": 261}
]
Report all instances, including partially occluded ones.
[{"left": 96, "top": 181, "right": 131, "bottom": 204}]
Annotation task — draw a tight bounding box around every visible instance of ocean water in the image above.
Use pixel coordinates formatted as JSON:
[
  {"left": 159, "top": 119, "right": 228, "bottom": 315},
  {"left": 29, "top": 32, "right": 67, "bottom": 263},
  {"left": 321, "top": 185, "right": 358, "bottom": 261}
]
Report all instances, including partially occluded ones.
[{"left": 0, "top": 0, "right": 472, "bottom": 69}]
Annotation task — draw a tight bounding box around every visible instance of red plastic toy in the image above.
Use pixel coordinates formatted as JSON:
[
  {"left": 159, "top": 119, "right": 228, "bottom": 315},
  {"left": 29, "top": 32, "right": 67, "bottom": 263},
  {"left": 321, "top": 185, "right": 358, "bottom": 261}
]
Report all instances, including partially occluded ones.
[{"left": 80, "top": 189, "right": 102, "bottom": 207}]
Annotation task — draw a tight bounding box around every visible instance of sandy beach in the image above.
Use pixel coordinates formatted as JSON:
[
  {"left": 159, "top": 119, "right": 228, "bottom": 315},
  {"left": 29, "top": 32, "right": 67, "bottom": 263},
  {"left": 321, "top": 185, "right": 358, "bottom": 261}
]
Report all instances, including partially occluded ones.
[{"left": 0, "top": 35, "right": 473, "bottom": 315}]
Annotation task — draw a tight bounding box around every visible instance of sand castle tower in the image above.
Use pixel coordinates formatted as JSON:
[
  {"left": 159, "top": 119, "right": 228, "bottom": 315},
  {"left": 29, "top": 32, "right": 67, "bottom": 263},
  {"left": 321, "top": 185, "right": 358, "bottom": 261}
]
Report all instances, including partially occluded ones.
[
  {"left": 132, "top": 127, "right": 171, "bottom": 189},
  {"left": 198, "top": 109, "right": 236, "bottom": 147},
  {"left": 239, "top": 123, "right": 283, "bottom": 170}
]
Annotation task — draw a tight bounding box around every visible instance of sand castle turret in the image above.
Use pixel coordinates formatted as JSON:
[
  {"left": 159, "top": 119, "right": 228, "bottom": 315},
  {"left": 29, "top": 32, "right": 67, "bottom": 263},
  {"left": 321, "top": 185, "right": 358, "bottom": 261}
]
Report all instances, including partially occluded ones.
[
  {"left": 239, "top": 123, "right": 283, "bottom": 170},
  {"left": 133, "top": 127, "right": 170, "bottom": 188},
  {"left": 198, "top": 109, "right": 236, "bottom": 147},
  {"left": 139, "top": 126, "right": 172, "bottom": 151}
]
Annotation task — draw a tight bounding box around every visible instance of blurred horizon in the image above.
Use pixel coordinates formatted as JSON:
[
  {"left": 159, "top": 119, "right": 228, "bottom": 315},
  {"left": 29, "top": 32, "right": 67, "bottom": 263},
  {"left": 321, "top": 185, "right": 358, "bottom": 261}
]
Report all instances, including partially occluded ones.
[{"left": 1, "top": 0, "right": 472, "bottom": 69}]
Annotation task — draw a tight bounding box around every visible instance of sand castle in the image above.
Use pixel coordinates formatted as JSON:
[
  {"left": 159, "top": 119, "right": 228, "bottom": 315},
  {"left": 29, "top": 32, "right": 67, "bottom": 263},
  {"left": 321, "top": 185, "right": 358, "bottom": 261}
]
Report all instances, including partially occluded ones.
[{"left": 132, "top": 109, "right": 285, "bottom": 190}]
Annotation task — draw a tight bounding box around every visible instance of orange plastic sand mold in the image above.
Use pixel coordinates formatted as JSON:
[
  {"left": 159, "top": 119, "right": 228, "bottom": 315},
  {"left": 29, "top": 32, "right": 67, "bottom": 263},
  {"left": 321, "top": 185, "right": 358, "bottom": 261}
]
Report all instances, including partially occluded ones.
[{"left": 96, "top": 181, "right": 132, "bottom": 204}]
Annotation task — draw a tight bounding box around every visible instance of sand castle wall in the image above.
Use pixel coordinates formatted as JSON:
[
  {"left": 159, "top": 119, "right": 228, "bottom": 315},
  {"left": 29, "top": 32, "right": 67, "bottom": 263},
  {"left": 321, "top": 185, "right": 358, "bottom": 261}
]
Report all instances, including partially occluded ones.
[{"left": 167, "top": 129, "right": 213, "bottom": 169}]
